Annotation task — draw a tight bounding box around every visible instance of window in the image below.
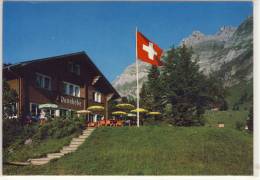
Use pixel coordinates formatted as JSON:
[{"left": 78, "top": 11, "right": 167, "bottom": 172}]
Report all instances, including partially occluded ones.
[
  {"left": 94, "top": 92, "right": 102, "bottom": 103},
  {"left": 69, "top": 84, "right": 74, "bottom": 96},
  {"left": 63, "top": 83, "right": 67, "bottom": 94},
  {"left": 69, "top": 62, "right": 80, "bottom": 75},
  {"left": 36, "top": 75, "right": 43, "bottom": 88},
  {"left": 60, "top": 109, "right": 72, "bottom": 118},
  {"left": 30, "top": 103, "right": 39, "bottom": 117},
  {"left": 4, "top": 103, "right": 18, "bottom": 118},
  {"left": 74, "top": 64, "right": 80, "bottom": 75},
  {"left": 50, "top": 109, "right": 55, "bottom": 118},
  {"left": 75, "top": 86, "right": 80, "bottom": 97},
  {"left": 63, "top": 82, "right": 80, "bottom": 97},
  {"left": 60, "top": 109, "right": 68, "bottom": 117},
  {"left": 36, "top": 73, "right": 51, "bottom": 90},
  {"left": 44, "top": 77, "right": 50, "bottom": 89}
]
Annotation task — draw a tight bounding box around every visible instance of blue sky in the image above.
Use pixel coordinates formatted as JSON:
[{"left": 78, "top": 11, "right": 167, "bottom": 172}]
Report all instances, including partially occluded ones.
[{"left": 3, "top": 1, "right": 253, "bottom": 82}]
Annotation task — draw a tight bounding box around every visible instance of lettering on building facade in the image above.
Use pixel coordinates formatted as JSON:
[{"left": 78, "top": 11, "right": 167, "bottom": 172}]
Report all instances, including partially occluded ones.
[{"left": 56, "top": 96, "right": 82, "bottom": 107}]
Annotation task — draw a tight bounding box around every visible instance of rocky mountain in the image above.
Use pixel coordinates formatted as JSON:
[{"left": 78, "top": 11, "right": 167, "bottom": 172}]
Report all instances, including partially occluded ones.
[
  {"left": 112, "top": 61, "right": 151, "bottom": 98},
  {"left": 112, "top": 16, "right": 253, "bottom": 98}
]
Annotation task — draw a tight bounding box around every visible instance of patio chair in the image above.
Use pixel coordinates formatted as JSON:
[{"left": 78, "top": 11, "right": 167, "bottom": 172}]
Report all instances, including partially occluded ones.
[
  {"left": 105, "top": 120, "right": 111, "bottom": 126},
  {"left": 98, "top": 120, "right": 106, "bottom": 127},
  {"left": 88, "top": 122, "right": 96, "bottom": 127},
  {"left": 111, "top": 120, "right": 117, "bottom": 127},
  {"left": 116, "top": 120, "right": 123, "bottom": 127}
]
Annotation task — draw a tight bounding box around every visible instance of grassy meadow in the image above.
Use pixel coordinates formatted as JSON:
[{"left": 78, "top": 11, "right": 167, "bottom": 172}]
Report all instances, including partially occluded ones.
[{"left": 3, "top": 110, "right": 253, "bottom": 175}]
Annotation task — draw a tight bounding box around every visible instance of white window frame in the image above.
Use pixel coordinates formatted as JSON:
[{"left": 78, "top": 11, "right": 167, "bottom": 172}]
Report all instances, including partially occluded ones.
[
  {"left": 36, "top": 73, "right": 51, "bottom": 90},
  {"left": 63, "top": 81, "right": 80, "bottom": 97},
  {"left": 30, "top": 102, "right": 39, "bottom": 117},
  {"left": 94, "top": 92, "right": 102, "bottom": 103}
]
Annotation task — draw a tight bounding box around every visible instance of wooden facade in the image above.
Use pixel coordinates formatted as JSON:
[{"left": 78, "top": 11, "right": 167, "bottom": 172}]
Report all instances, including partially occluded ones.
[{"left": 3, "top": 52, "right": 120, "bottom": 120}]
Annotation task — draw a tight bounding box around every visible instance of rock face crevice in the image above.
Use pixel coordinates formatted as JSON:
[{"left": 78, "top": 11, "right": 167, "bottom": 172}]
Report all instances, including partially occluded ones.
[{"left": 112, "top": 16, "right": 253, "bottom": 97}]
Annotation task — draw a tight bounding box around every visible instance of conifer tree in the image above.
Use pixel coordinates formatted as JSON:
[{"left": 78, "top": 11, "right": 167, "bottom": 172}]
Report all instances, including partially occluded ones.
[
  {"left": 147, "top": 65, "right": 163, "bottom": 111},
  {"left": 161, "top": 45, "right": 208, "bottom": 126},
  {"left": 140, "top": 45, "right": 227, "bottom": 126},
  {"left": 3, "top": 79, "right": 18, "bottom": 118},
  {"left": 140, "top": 82, "right": 152, "bottom": 109}
]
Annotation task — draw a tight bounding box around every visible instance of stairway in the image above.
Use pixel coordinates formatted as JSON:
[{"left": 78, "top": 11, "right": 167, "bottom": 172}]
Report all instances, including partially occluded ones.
[{"left": 27, "top": 127, "right": 95, "bottom": 166}]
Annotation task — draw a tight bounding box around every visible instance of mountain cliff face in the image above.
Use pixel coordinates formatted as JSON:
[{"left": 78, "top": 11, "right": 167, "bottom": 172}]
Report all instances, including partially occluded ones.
[
  {"left": 112, "top": 16, "right": 253, "bottom": 97},
  {"left": 112, "top": 61, "right": 151, "bottom": 98}
]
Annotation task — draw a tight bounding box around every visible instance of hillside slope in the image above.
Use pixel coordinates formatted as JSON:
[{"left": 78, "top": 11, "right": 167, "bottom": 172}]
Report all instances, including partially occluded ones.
[{"left": 4, "top": 125, "right": 253, "bottom": 175}]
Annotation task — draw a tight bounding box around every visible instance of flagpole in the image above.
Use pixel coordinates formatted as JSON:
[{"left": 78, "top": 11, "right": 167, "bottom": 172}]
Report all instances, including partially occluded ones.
[{"left": 135, "top": 27, "right": 140, "bottom": 128}]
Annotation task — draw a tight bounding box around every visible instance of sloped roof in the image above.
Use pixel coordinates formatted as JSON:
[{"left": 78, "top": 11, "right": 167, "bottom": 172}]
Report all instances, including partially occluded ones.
[
  {"left": 4, "top": 51, "right": 85, "bottom": 69},
  {"left": 4, "top": 51, "right": 120, "bottom": 99}
]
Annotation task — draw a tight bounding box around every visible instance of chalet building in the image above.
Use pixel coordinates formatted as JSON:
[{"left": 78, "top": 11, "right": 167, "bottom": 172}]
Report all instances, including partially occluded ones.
[{"left": 3, "top": 51, "right": 120, "bottom": 121}]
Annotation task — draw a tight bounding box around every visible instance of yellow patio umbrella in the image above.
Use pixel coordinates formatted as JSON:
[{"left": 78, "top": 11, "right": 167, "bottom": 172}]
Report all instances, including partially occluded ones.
[
  {"left": 148, "top": 111, "right": 161, "bottom": 121},
  {"left": 131, "top": 108, "right": 148, "bottom": 113},
  {"left": 87, "top": 105, "right": 104, "bottom": 111},
  {"left": 127, "top": 113, "right": 136, "bottom": 117},
  {"left": 116, "top": 103, "right": 135, "bottom": 110},
  {"left": 77, "top": 110, "right": 92, "bottom": 114},
  {"left": 112, "top": 111, "right": 127, "bottom": 120},
  {"left": 147, "top": 112, "right": 161, "bottom": 115},
  {"left": 77, "top": 110, "right": 92, "bottom": 121},
  {"left": 112, "top": 111, "right": 127, "bottom": 115}
]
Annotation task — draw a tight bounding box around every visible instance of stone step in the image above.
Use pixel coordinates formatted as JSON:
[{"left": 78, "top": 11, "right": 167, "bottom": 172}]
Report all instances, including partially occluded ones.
[
  {"left": 84, "top": 128, "right": 94, "bottom": 131},
  {"left": 70, "top": 141, "right": 84, "bottom": 145},
  {"left": 83, "top": 130, "right": 93, "bottom": 132},
  {"left": 81, "top": 134, "right": 91, "bottom": 137},
  {"left": 82, "top": 131, "right": 93, "bottom": 135},
  {"left": 72, "top": 138, "right": 85, "bottom": 142},
  {"left": 31, "top": 161, "right": 50, "bottom": 165},
  {"left": 60, "top": 149, "right": 74, "bottom": 154},
  {"left": 29, "top": 157, "right": 51, "bottom": 162},
  {"left": 47, "top": 153, "right": 64, "bottom": 159},
  {"left": 62, "top": 146, "right": 78, "bottom": 151},
  {"left": 69, "top": 144, "right": 81, "bottom": 148},
  {"left": 82, "top": 132, "right": 91, "bottom": 135},
  {"left": 26, "top": 128, "right": 95, "bottom": 166},
  {"left": 7, "top": 161, "right": 31, "bottom": 166},
  {"left": 78, "top": 135, "right": 89, "bottom": 139},
  {"left": 30, "top": 158, "right": 51, "bottom": 165}
]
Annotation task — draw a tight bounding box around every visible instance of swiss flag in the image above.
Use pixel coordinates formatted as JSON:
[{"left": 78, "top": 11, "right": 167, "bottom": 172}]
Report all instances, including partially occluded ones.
[{"left": 137, "top": 31, "right": 163, "bottom": 66}]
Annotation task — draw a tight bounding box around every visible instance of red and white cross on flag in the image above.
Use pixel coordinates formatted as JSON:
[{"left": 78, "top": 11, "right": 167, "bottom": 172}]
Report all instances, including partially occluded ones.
[{"left": 137, "top": 31, "right": 163, "bottom": 66}]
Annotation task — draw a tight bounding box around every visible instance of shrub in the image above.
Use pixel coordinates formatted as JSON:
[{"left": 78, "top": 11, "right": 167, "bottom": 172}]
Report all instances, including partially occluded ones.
[
  {"left": 3, "top": 115, "right": 86, "bottom": 149},
  {"left": 236, "top": 120, "right": 245, "bottom": 131},
  {"left": 232, "top": 104, "right": 240, "bottom": 111},
  {"left": 198, "top": 116, "right": 207, "bottom": 126},
  {"left": 247, "top": 106, "right": 253, "bottom": 131},
  {"left": 3, "top": 117, "right": 39, "bottom": 148},
  {"left": 33, "top": 116, "right": 85, "bottom": 140},
  {"left": 220, "top": 100, "right": 228, "bottom": 111}
]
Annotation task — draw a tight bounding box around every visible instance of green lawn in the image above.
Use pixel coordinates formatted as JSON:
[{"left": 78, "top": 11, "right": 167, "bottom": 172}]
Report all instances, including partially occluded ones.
[
  {"left": 204, "top": 110, "right": 249, "bottom": 128},
  {"left": 3, "top": 114, "right": 253, "bottom": 175}
]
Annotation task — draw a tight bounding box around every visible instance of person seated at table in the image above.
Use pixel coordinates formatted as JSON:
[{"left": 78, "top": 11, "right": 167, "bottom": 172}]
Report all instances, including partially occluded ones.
[
  {"left": 125, "top": 119, "right": 131, "bottom": 126},
  {"left": 40, "top": 110, "right": 47, "bottom": 125}
]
